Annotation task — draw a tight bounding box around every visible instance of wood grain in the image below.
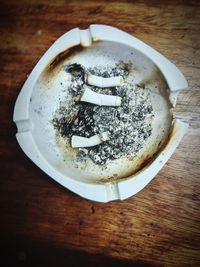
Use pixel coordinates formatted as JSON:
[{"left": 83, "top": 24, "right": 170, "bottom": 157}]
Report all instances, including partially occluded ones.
[{"left": 0, "top": 0, "right": 200, "bottom": 266}]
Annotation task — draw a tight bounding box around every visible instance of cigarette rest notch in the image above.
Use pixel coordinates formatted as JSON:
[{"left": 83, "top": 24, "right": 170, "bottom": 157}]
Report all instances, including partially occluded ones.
[{"left": 80, "top": 29, "right": 92, "bottom": 47}]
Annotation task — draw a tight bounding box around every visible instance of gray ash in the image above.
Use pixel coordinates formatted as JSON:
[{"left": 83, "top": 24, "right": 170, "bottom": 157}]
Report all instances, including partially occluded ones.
[
  {"left": 53, "top": 103, "right": 96, "bottom": 138},
  {"left": 88, "top": 61, "right": 129, "bottom": 78},
  {"left": 53, "top": 62, "right": 154, "bottom": 165}
]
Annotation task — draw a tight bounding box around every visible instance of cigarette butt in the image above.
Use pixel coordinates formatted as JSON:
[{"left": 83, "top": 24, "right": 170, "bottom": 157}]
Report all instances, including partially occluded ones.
[
  {"left": 86, "top": 73, "right": 124, "bottom": 88},
  {"left": 81, "top": 87, "right": 121, "bottom": 106},
  {"left": 71, "top": 132, "right": 109, "bottom": 148}
]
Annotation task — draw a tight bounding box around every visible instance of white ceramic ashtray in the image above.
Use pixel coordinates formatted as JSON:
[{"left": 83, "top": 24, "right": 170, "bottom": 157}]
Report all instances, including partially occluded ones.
[{"left": 14, "top": 24, "right": 188, "bottom": 202}]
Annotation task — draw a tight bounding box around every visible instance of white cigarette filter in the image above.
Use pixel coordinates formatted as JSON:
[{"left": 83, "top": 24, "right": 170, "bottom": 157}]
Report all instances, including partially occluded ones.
[
  {"left": 71, "top": 132, "right": 109, "bottom": 148},
  {"left": 81, "top": 87, "right": 121, "bottom": 106},
  {"left": 86, "top": 73, "right": 124, "bottom": 88}
]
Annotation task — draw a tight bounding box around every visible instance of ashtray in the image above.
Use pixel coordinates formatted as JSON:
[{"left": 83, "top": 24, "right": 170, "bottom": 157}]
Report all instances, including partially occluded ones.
[{"left": 13, "top": 25, "right": 188, "bottom": 202}]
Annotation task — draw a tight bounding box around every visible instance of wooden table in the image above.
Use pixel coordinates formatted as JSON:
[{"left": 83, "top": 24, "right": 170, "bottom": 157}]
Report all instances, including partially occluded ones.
[{"left": 0, "top": 0, "right": 200, "bottom": 266}]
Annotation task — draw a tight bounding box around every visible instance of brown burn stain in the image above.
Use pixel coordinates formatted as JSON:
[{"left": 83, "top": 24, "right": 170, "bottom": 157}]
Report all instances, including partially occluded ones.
[
  {"left": 137, "top": 82, "right": 146, "bottom": 89},
  {"left": 98, "top": 125, "right": 176, "bottom": 184},
  {"left": 98, "top": 150, "right": 157, "bottom": 184},
  {"left": 90, "top": 118, "right": 176, "bottom": 184},
  {"left": 43, "top": 41, "right": 103, "bottom": 78},
  {"left": 45, "top": 45, "right": 84, "bottom": 75},
  {"left": 162, "top": 122, "right": 180, "bottom": 151},
  {"left": 122, "top": 125, "right": 176, "bottom": 180},
  {"left": 137, "top": 69, "right": 158, "bottom": 87}
]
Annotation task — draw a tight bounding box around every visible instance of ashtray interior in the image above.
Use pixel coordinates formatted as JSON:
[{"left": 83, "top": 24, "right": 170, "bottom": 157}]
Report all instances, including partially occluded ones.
[{"left": 29, "top": 40, "right": 172, "bottom": 184}]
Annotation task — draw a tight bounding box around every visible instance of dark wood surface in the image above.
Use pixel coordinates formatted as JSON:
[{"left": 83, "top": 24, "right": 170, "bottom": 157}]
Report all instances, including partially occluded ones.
[{"left": 0, "top": 0, "right": 200, "bottom": 266}]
